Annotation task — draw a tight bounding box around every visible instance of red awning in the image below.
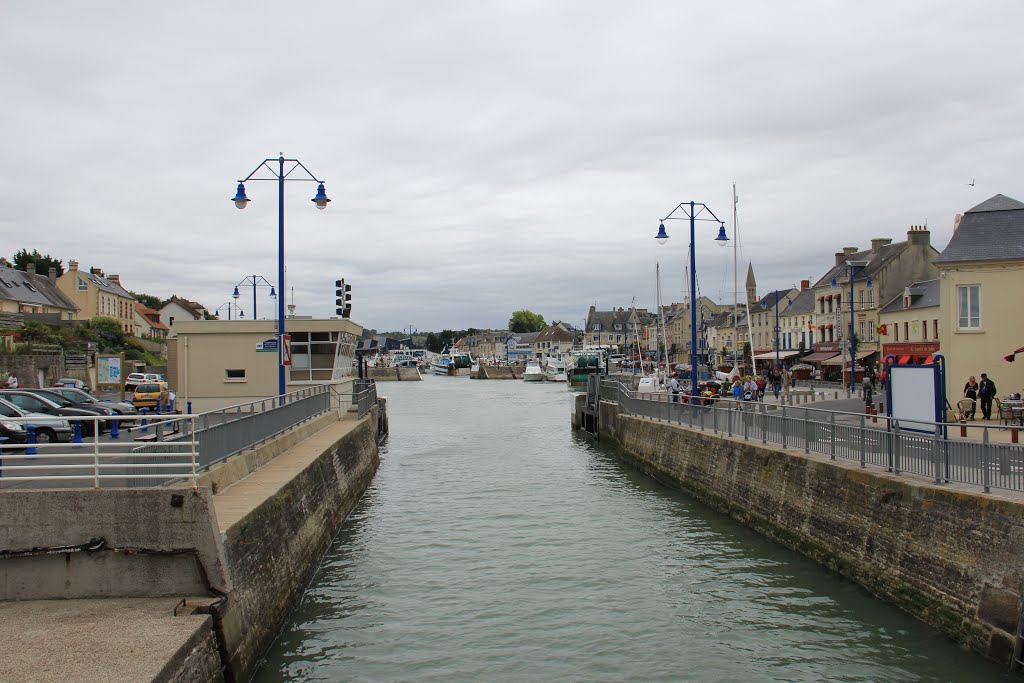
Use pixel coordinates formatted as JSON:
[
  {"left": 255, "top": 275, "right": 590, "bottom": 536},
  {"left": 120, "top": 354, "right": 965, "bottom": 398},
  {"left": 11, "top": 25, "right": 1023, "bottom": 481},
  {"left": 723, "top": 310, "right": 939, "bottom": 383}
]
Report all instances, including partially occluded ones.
[
  {"left": 825, "top": 294, "right": 832, "bottom": 300},
  {"left": 1004, "top": 345, "right": 1024, "bottom": 362},
  {"left": 826, "top": 323, "right": 834, "bottom": 329},
  {"left": 921, "top": 354, "right": 936, "bottom": 364},
  {"left": 897, "top": 355, "right": 912, "bottom": 364},
  {"left": 817, "top": 296, "right": 824, "bottom": 301},
  {"left": 802, "top": 351, "right": 838, "bottom": 363}
]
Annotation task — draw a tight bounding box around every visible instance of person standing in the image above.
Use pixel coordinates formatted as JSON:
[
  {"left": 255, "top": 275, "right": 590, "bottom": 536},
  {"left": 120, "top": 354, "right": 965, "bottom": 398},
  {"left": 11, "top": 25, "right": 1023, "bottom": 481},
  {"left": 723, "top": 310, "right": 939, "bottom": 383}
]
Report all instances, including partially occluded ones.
[
  {"left": 862, "top": 374, "right": 873, "bottom": 407},
  {"left": 6, "top": 373, "right": 18, "bottom": 389},
  {"left": 963, "top": 375, "right": 979, "bottom": 420},
  {"left": 978, "top": 373, "right": 998, "bottom": 420}
]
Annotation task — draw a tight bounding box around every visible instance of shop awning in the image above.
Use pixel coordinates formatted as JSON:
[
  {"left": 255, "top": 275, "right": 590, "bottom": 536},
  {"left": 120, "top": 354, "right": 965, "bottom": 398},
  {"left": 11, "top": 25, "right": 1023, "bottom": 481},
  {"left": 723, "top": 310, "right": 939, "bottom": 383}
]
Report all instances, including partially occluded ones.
[
  {"left": 821, "top": 356, "right": 852, "bottom": 366},
  {"left": 856, "top": 350, "right": 876, "bottom": 360},
  {"left": 752, "top": 349, "right": 801, "bottom": 360},
  {"left": 897, "top": 355, "right": 912, "bottom": 364},
  {"left": 1004, "top": 345, "right": 1024, "bottom": 362},
  {"left": 802, "top": 351, "right": 838, "bottom": 363}
]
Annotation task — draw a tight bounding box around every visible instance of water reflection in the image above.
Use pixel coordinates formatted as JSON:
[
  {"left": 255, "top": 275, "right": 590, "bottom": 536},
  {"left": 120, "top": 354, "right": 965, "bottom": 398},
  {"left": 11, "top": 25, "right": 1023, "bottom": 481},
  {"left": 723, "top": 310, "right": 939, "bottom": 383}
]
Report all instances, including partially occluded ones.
[{"left": 256, "top": 379, "right": 1007, "bottom": 682}]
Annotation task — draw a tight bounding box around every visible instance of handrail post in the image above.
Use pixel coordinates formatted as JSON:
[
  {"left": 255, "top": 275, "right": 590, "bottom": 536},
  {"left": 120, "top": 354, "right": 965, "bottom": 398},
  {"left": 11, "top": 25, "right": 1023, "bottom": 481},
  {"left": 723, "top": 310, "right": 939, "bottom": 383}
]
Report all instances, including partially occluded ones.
[
  {"left": 862, "top": 414, "right": 868, "bottom": 468},
  {"left": 804, "top": 410, "right": 810, "bottom": 454},
  {"left": 781, "top": 406, "right": 787, "bottom": 449},
  {"left": 893, "top": 421, "right": 902, "bottom": 474},
  {"left": 713, "top": 402, "right": 719, "bottom": 433},
  {"left": 982, "top": 428, "right": 991, "bottom": 493},
  {"left": 932, "top": 425, "right": 943, "bottom": 484},
  {"left": 93, "top": 424, "right": 100, "bottom": 488},
  {"left": 761, "top": 402, "right": 768, "bottom": 445},
  {"left": 743, "top": 403, "right": 748, "bottom": 441},
  {"left": 830, "top": 412, "right": 836, "bottom": 460}
]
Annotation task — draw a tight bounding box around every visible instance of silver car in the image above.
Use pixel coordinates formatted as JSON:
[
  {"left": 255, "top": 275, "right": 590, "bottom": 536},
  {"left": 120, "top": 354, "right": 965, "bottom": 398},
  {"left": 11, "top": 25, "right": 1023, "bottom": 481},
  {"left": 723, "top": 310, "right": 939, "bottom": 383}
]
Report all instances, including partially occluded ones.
[{"left": 0, "top": 397, "right": 73, "bottom": 443}]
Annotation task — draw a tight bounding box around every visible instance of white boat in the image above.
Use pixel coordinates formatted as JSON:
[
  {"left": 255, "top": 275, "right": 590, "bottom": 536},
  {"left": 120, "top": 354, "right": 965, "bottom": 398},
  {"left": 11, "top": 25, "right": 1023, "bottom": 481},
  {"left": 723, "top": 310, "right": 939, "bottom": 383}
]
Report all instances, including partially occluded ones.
[
  {"left": 522, "top": 360, "right": 545, "bottom": 382},
  {"left": 431, "top": 356, "right": 455, "bottom": 376},
  {"left": 542, "top": 355, "right": 567, "bottom": 382}
]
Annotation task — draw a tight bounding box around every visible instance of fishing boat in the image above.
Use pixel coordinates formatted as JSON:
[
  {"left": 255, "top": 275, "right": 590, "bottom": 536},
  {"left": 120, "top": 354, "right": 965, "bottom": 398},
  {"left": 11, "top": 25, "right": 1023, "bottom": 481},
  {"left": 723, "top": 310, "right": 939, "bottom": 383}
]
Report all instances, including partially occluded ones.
[
  {"left": 430, "top": 356, "right": 457, "bottom": 376},
  {"left": 542, "top": 354, "right": 568, "bottom": 382},
  {"left": 567, "top": 351, "right": 603, "bottom": 389},
  {"left": 522, "top": 360, "right": 545, "bottom": 382}
]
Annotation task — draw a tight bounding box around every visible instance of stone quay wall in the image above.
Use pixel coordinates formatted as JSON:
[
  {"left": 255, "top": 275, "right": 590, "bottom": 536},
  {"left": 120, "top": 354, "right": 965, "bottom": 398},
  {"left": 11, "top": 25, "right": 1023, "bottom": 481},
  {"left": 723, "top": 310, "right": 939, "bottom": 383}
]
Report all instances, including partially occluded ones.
[
  {"left": 590, "top": 398, "right": 1024, "bottom": 668},
  {"left": 367, "top": 367, "right": 422, "bottom": 381},
  {"left": 217, "top": 412, "right": 382, "bottom": 679}
]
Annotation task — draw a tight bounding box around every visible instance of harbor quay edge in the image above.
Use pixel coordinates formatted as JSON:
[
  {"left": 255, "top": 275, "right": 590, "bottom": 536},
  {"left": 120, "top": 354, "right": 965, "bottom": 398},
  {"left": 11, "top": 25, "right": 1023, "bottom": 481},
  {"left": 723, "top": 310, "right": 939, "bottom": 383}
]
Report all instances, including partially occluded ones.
[{"left": 576, "top": 393, "right": 1024, "bottom": 669}]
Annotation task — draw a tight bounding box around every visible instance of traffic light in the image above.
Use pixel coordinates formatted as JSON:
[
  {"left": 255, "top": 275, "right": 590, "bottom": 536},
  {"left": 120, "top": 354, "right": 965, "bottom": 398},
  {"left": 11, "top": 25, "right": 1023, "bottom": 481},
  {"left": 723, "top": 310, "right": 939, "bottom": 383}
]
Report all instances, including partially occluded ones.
[{"left": 335, "top": 279, "right": 352, "bottom": 318}]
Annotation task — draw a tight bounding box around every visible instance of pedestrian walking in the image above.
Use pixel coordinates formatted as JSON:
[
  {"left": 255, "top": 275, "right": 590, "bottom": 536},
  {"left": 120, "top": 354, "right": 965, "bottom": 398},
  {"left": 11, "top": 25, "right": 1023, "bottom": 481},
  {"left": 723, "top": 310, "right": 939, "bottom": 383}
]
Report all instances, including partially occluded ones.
[
  {"left": 862, "top": 374, "right": 873, "bottom": 407},
  {"left": 978, "top": 373, "right": 998, "bottom": 420},
  {"left": 771, "top": 371, "right": 781, "bottom": 400},
  {"left": 963, "top": 375, "right": 979, "bottom": 420}
]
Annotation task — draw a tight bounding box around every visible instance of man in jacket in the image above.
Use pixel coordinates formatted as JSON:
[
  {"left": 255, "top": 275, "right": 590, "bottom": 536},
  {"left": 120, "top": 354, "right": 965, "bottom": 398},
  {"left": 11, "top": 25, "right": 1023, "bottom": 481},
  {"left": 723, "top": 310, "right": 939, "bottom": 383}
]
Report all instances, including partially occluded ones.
[{"left": 978, "top": 372, "right": 998, "bottom": 420}]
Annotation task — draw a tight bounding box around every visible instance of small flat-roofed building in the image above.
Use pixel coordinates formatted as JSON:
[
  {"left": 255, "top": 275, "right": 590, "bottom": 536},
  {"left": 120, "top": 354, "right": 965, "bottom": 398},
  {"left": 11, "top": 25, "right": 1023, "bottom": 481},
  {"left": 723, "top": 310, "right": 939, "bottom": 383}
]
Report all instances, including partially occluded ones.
[{"left": 171, "top": 317, "right": 362, "bottom": 412}]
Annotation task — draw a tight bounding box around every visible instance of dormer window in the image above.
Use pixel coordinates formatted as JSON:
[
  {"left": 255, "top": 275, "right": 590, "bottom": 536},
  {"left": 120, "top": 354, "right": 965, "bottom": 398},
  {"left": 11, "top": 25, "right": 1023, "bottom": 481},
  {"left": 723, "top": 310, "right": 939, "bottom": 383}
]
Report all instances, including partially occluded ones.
[
  {"left": 613, "top": 323, "right": 622, "bottom": 330},
  {"left": 78, "top": 278, "right": 88, "bottom": 291}
]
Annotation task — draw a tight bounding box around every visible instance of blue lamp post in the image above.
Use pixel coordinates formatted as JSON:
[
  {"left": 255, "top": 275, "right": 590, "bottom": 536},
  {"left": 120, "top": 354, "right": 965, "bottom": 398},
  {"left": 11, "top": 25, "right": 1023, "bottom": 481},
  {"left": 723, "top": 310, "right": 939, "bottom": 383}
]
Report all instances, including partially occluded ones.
[
  {"left": 832, "top": 260, "right": 872, "bottom": 396},
  {"left": 233, "top": 276, "right": 276, "bottom": 320},
  {"left": 232, "top": 155, "right": 331, "bottom": 398},
  {"left": 214, "top": 302, "right": 244, "bottom": 320},
  {"left": 772, "top": 291, "right": 793, "bottom": 370},
  {"left": 655, "top": 201, "right": 729, "bottom": 395}
]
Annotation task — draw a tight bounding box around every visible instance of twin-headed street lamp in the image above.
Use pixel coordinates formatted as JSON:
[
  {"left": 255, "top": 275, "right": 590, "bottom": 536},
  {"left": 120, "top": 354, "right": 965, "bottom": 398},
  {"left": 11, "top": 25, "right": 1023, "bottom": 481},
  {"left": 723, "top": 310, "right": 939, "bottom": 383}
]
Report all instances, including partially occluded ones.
[
  {"left": 655, "top": 201, "right": 729, "bottom": 394},
  {"left": 832, "top": 260, "right": 872, "bottom": 396},
  {"left": 233, "top": 275, "right": 276, "bottom": 320},
  {"left": 232, "top": 155, "right": 331, "bottom": 398},
  {"left": 214, "top": 301, "right": 244, "bottom": 320}
]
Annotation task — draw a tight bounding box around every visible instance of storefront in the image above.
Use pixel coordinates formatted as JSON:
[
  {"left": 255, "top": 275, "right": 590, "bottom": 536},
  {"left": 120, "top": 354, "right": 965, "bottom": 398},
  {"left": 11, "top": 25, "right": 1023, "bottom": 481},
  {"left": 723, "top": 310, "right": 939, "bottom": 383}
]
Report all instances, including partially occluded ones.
[{"left": 881, "top": 341, "right": 940, "bottom": 365}]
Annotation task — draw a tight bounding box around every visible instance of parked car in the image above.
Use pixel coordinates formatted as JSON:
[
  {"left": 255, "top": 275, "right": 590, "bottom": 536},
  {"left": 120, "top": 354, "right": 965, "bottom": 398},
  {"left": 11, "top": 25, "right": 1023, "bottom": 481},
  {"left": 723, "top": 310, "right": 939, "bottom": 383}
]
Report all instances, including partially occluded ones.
[
  {"left": 52, "top": 377, "right": 91, "bottom": 393},
  {"left": 0, "top": 397, "right": 72, "bottom": 443},
  {"left": 124, "top": 372, "right": 148, "bottom": 392},
  {"left": 46, "top": 386, "right": 138, "bottom": 421},
  {"left": 0, "top": 416, "right": 28, "bottom": 446},
  {"left": 132, "top": 383, "right": 170, "bottom": 410},
  {"left": 0, "top": 390, "right": 110, "bottom": 436}
]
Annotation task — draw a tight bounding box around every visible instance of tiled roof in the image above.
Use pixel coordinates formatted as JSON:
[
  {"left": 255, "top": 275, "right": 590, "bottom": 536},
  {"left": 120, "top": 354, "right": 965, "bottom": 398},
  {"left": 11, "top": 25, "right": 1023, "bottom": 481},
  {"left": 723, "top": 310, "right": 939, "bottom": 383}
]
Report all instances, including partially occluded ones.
[
  {"left": 878, "top": 279, "right": 940, "bottom": 314},
  {"left": 0, "top": 265, "right": 77, "bottom": 311},
  {"left": 934, "top": 194, "right": 1024, "bottom": 264}
]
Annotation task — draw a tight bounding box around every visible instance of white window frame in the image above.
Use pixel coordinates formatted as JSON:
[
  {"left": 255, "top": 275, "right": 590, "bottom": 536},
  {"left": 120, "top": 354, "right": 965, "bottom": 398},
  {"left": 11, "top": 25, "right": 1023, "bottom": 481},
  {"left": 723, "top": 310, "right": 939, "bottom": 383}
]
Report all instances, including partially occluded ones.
[{"left": 957, "top": 284, "right": 981, "bottom": 330}]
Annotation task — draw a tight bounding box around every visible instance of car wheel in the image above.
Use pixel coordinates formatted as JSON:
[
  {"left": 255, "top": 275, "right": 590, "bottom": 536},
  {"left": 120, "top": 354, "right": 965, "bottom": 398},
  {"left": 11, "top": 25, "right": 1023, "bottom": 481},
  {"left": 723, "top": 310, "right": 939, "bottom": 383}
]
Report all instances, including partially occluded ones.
[{"left": 35, "top": 428, "right": 57, "bottom": 444}]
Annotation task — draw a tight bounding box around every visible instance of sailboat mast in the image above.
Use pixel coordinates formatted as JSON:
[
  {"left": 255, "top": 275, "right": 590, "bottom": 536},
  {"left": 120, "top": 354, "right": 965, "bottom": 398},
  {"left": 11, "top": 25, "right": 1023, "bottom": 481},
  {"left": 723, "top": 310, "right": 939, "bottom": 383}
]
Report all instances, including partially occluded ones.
[{"left": 732, "top": 184, "right": 740, "bottom": 376}]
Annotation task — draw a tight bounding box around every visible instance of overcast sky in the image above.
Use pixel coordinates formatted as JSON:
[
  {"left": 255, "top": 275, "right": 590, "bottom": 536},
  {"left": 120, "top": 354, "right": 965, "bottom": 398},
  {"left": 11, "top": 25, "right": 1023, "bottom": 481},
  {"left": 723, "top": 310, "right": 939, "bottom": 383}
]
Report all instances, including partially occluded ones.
[{"left": 3, "top": 2, "right": 1021, "bottom": 333}]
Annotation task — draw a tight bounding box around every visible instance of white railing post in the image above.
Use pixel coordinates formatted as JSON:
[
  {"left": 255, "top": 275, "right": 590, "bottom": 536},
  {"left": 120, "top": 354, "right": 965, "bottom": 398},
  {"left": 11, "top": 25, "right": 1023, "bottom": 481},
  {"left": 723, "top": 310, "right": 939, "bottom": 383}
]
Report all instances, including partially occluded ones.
[{"left": 830, "top": 412, "right": 836, "bottom": 460}]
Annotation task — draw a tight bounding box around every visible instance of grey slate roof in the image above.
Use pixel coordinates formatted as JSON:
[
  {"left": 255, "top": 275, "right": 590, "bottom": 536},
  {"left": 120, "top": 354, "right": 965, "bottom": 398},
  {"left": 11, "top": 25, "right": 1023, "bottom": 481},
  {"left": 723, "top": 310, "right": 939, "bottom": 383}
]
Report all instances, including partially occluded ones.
[
  {"left": 813, "top": 241, "right": 909, "bottom": 288},
  {"left": 75, "top": 271, "right": 133, "bottom": 299},
  {"left": 878, "top": 279, "right": 940, "bottom": 314},
  {"left": 784, "top": 288, "right": 816, "bottom": 316},
  {"left": 934, "top": 194, "right": 1024, "bottom": 264},
  {"left": 756, "top": 289, "right": 796, "bottom": 311},
  {"left": 0, "top": 265, "right": 77, "bottom": 311}
]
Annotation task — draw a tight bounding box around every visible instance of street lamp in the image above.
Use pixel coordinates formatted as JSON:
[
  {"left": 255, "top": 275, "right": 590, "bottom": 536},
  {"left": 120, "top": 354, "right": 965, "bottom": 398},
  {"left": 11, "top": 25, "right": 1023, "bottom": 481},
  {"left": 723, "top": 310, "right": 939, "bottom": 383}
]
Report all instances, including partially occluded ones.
[
  {"left": 232, "top": 154, "right": 331, "bottom": 397},
  {"left": 832, "top": 260, "right": 872, "bottom": 397},
  {"left": 214, "top": 302, "right": 244, "bottom": 320},
  {"left": 233, "top": 275, "right": 276, "bottom": 320},
  {"left": 655, "top": 201, "right": 729, "bottom": 395}
]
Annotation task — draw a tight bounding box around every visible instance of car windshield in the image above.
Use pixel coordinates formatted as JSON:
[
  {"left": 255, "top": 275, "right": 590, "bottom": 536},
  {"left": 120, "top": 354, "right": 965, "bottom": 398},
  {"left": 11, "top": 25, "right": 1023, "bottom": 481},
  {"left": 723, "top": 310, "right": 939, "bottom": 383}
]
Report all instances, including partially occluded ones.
[
  {"left": 67, "top": 389, "right": 97, "bottom": 402},
  {"left": 136, "top": 384, "right": 161, "bottom": 393},
  {"left": 36, "top": 391, "right": 73, "bottom": 407}
]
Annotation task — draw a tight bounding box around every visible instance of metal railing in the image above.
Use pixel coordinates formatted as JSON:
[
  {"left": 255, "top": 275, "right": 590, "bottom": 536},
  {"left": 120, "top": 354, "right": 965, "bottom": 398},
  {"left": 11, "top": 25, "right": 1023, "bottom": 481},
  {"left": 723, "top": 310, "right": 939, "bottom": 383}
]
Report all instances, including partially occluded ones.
[
  {"left": 597, "top": 378, "right": 1024, "bottom": 494},
  {"left": 0, "top": 382, "right": 379, "bottom": 489}
]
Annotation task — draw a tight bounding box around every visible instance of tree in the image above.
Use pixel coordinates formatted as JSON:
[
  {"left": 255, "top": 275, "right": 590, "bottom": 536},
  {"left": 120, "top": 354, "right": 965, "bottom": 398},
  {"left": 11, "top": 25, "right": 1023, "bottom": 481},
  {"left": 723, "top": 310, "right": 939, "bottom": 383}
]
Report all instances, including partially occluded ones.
[
  {"left": 508, "top": 310, "right": 545, "bottom": 333},
  {"left": 424, "top": 332, "right": 440, "bottom": 353},
  {"left": 89, "top": 317, "right": 126, "bottom": 349},
  {"left": 13, "top": 249, "right": 63, "bottom": 276},
  {"left": 130, "top": 291, "right": 163, "bottom": 310}
]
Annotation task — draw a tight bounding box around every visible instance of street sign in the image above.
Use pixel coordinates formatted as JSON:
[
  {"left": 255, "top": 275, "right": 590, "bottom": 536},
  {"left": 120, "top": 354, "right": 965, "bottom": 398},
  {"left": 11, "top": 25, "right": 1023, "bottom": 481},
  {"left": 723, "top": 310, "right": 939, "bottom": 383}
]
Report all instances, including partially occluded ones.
[
  {"left": 255, "top": 338, "right": 278, "bottom": 352},
  {"left": 282, "top": 334, "right": 292, "bottom": 366}
]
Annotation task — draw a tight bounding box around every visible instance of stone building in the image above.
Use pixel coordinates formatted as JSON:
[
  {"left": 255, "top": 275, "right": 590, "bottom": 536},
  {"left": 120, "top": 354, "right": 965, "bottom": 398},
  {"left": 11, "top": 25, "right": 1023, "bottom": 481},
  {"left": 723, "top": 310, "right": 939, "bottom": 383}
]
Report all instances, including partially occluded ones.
[
  {"left": 878, "top": 279, "right": 940, "bottom": 364},
  {"left": 56, "top": 261, "right": 135, "bottom": 334},
  {"left": 0, "top": 262, "right": 78, "bottom": 320}
]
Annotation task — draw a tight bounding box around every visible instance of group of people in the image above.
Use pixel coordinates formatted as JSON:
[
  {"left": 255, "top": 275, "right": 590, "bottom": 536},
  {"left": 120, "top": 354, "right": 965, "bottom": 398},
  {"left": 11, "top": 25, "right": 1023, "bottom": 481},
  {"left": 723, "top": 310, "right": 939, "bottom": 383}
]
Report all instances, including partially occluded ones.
[{"left": 963, "top": 373, "right": 999, "bottom": 420}]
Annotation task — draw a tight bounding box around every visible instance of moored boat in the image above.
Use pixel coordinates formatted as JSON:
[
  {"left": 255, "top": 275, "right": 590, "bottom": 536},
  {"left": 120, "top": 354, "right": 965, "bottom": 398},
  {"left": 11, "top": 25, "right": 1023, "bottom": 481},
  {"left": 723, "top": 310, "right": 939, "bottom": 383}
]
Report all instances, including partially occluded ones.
[
  {"left": 542, "top": 355, "right": 568, "bottom": 382},
  {"left": 522, "top": 360, "right": 545, "bottom": 382}
]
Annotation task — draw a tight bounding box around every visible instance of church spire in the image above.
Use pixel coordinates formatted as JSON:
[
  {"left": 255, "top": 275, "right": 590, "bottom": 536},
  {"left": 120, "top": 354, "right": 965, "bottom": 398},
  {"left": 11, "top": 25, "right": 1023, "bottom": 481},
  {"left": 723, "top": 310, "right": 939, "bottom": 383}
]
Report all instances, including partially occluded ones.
[{"left": 745, "top": 261, "right": 757, "bottom": 308}]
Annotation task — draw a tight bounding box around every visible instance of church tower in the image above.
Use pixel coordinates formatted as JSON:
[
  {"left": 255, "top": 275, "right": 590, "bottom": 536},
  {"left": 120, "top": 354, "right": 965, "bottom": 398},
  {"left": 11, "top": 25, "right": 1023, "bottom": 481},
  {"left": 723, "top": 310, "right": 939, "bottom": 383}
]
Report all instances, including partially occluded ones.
[{"left": 745, "top": 262, "right": 757, "bottom": 309}]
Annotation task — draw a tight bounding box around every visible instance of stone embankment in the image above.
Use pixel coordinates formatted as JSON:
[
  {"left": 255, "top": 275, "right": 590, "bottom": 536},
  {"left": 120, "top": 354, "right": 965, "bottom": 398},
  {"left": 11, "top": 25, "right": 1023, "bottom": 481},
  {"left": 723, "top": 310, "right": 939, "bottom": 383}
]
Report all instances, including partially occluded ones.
[
  {"left": 366, "top": 367, "right": 422, "bottom": 381},
  {"left": 473, "top": 365, "right": 519, "bottom": 379},
  {"left": 580, "top": 395, "right": 1024, "bottom": 669},
  {"left": 0, "top": 403, "right": 386, "bottom": 682}
]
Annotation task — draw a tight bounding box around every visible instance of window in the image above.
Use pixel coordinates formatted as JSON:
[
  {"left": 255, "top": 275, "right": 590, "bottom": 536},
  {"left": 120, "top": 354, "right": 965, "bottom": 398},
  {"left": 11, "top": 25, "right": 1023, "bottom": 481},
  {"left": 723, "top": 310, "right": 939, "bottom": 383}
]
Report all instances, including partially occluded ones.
[
  {"left": 904, "top": 321, "right": 909, "bottom": 340},
  {"left": 859, "top": 322, "right": 865, "bottom": 340},
  {"left": 957, "top": 285, "right": 981, "bottom": 329},
  {"left": 922, "top": 321, "right": 927, "bottom": 340},
  {"left": 868, "top": 321, "right": 875, "bottom": 341},
  {"left": 933, "top": 320, "right": 939, "bottom": 339},
  {"left": 894, "top": 324, "right": 899, "bottom": 341},
  {"left": 225, "top": 369, "right": 246, "bottom": 381},
  {"left": 592, "top": 324, "right": 600, "bottom": 332},
  {"left": 78, "top": 278, "right": 87, "bottom": 291}
]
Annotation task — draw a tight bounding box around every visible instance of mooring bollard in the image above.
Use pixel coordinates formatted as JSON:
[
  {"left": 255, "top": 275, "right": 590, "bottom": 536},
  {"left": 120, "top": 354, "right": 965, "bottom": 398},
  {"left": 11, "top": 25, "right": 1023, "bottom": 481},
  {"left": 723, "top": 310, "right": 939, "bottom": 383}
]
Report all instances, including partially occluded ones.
[
  {"left": 72, "top": 421, "right": 84, "bottom": 448},
  {"left": 187, "top": 400, "right": 192, "bottom": 415},
  {"left": 110, "top": 418, "right": 119, "bottom": 440},
  {"left": 25, "top": 425, "right": 37, "bottom": 455},
  {"left": 140, "top": 408, "right": 149, "bottom": 432}
]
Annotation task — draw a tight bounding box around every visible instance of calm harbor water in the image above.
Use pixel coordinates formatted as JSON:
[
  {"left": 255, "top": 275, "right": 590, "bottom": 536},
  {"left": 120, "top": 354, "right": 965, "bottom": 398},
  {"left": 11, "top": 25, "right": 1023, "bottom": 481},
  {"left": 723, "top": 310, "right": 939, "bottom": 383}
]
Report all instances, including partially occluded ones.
[{"left": 256, "top": 377, "right": 1007, "bottom": 682}]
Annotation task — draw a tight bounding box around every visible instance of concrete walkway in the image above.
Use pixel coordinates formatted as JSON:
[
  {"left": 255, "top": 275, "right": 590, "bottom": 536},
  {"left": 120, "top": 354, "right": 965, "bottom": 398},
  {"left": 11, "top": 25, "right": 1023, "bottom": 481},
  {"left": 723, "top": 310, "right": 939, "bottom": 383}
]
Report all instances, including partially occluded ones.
[
  {"left": 0, "top": 597, "right": 216, "bottom": 683},
  {"left": 212, "top": 419, "right": 360, "bottom": 532}
]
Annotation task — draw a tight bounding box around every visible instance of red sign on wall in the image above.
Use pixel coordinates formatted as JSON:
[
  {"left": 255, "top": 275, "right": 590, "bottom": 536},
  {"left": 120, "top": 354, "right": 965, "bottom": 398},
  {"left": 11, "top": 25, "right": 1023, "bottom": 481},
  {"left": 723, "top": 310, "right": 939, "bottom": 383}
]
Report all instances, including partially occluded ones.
[{"left": 281, "top": 334, "right": 292, "bottom": 366}]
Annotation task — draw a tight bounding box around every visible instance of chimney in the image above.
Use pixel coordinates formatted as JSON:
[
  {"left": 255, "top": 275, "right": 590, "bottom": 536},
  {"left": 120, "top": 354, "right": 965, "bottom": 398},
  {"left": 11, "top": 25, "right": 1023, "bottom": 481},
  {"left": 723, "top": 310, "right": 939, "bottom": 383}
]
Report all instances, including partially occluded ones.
[
  {"left": 69, "top": 260, "right": 79, "bottom": 272},
  {"left": 907, "top": 225, "right": 931, "bottom": 247},
  {"left": 48, "top": 267, "right": 56, "bottom": 283},
  {"left": 25, "top": 263, "right": 35, "bottom": 276},
  {"left": 800, "top": 279, "right": 810, "bottom": 290},
  {"left": 843, "top": 246, "right": 858, "bottom": 256},
  {"left": 835, "top": 252, "right": 846, "bottom": 266},
  {"left": 109, "top": 274, "right": 120, "bottom": 284},
  {"left": 90, "top": 267, "right": 103, "bottom": 277},
  {"left": 870, "top": 237, "right": 893, "bottom": 253}
]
